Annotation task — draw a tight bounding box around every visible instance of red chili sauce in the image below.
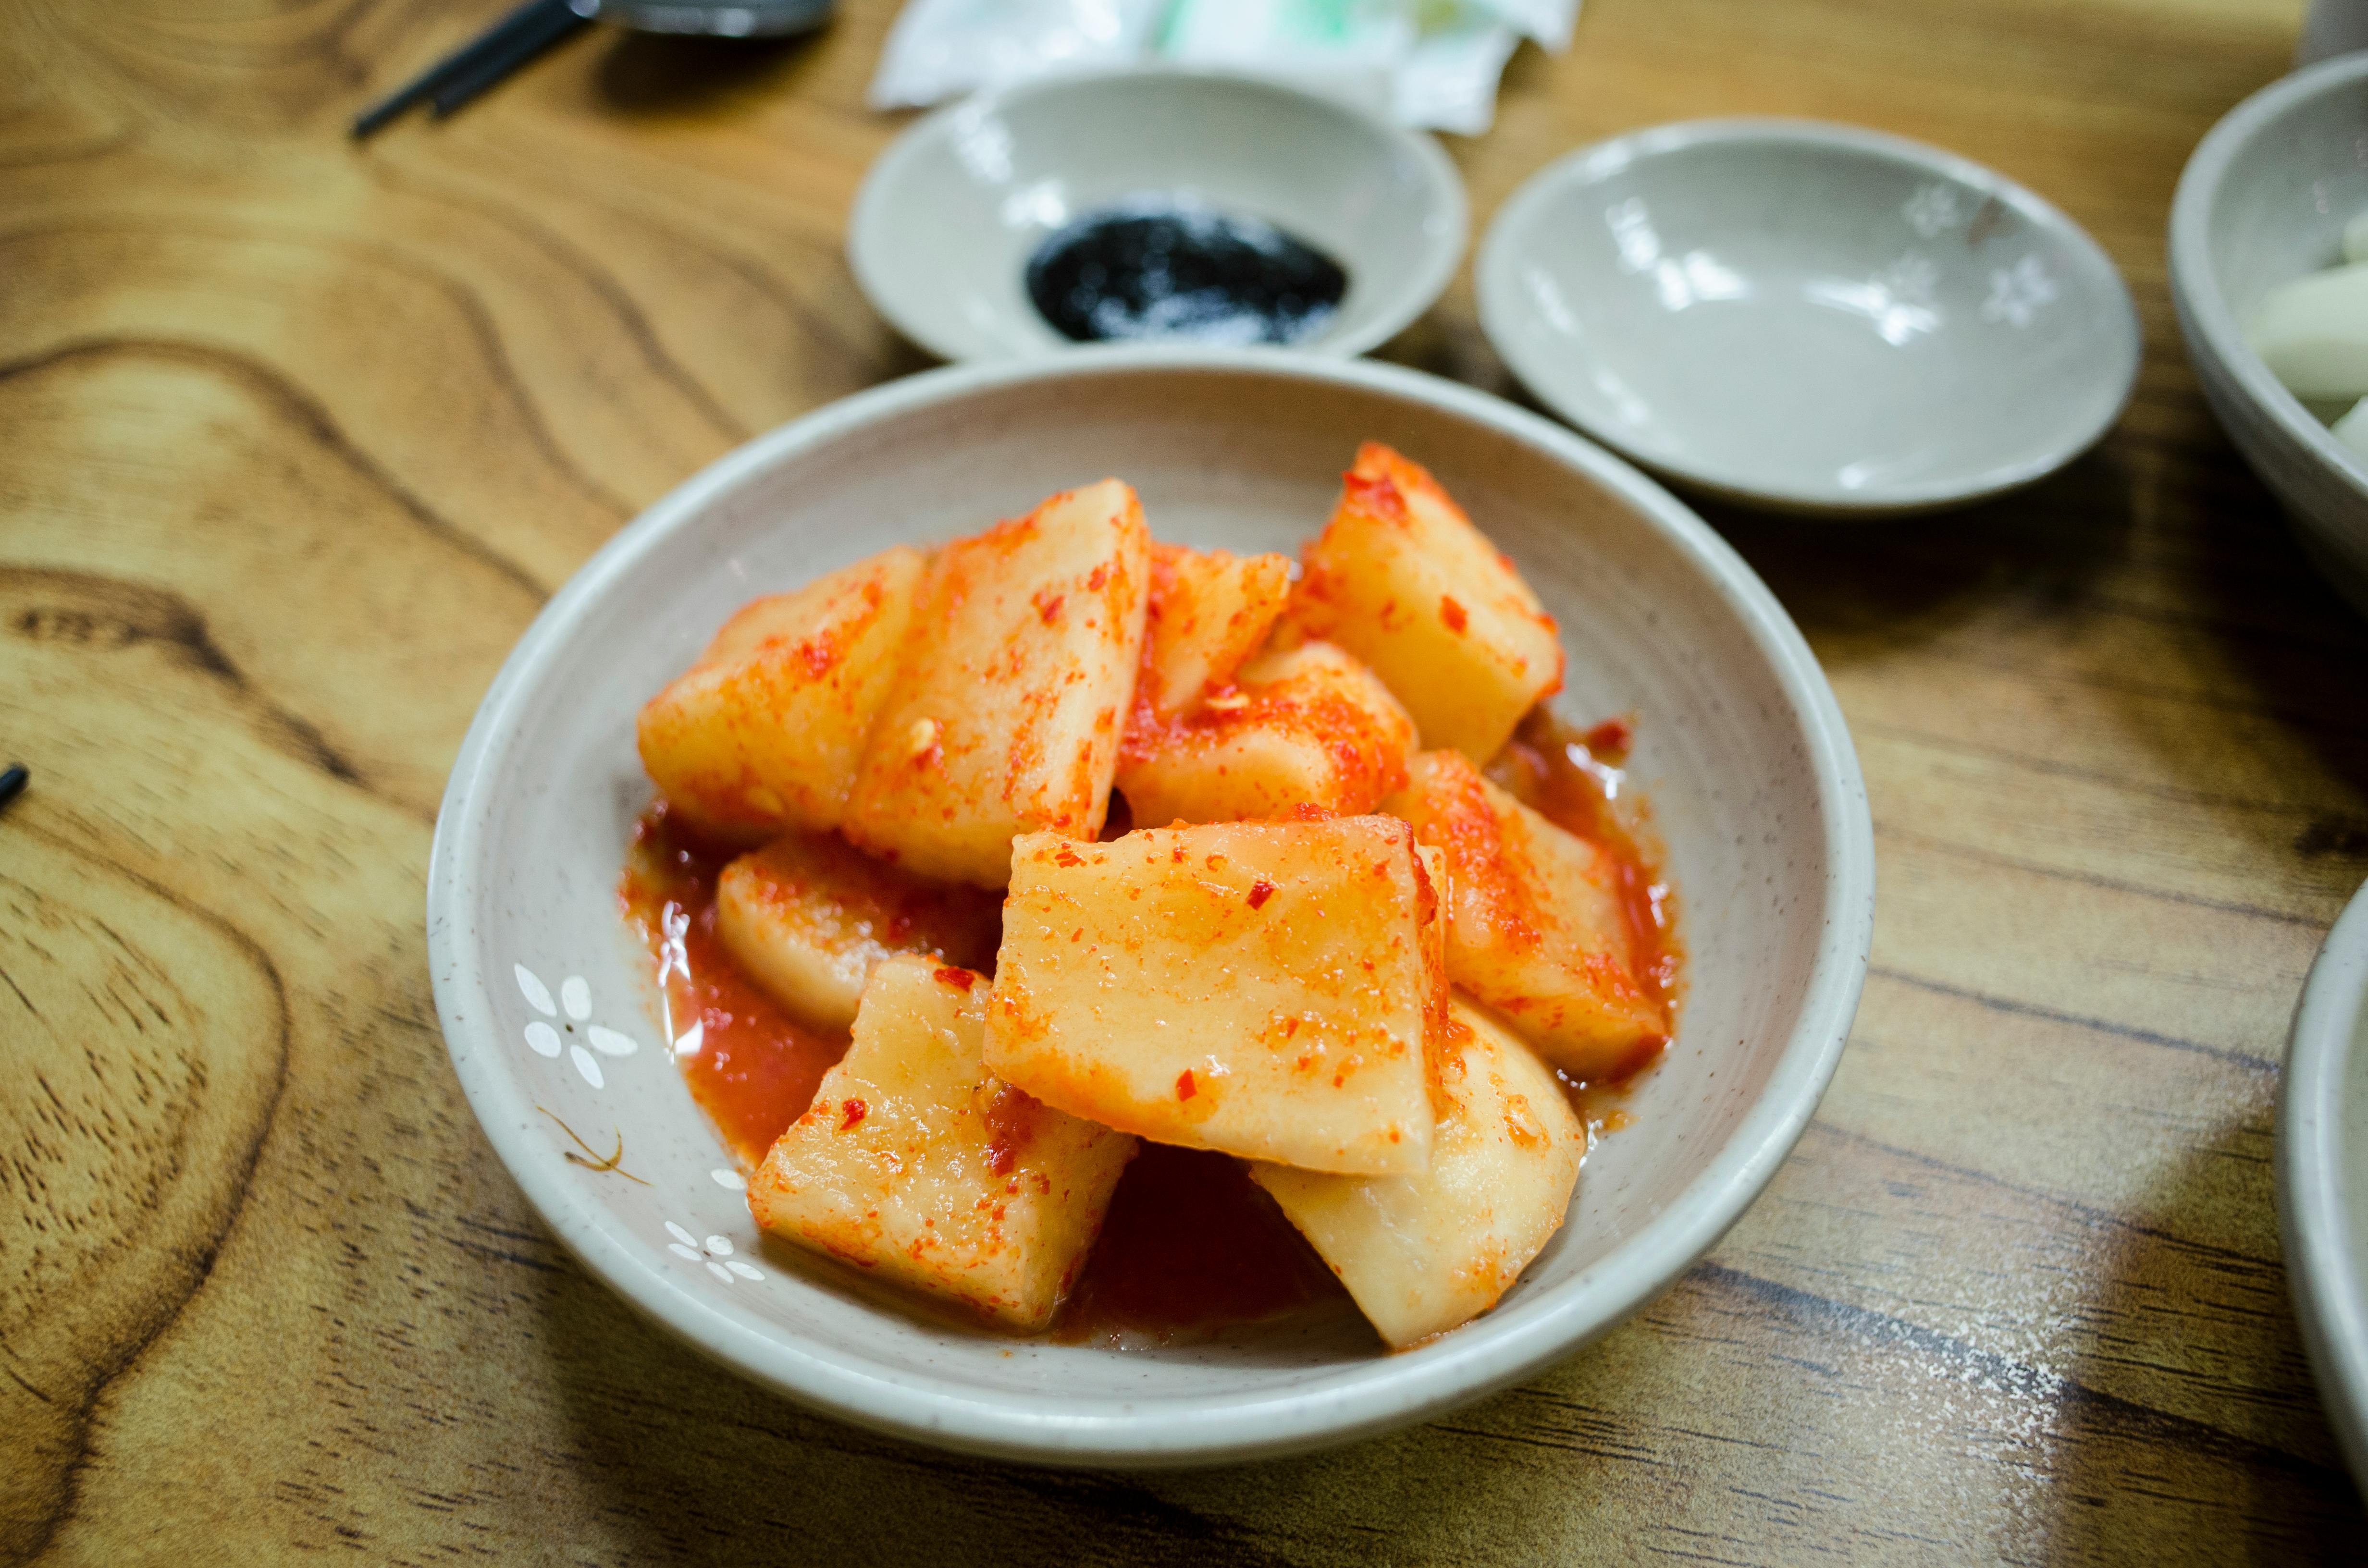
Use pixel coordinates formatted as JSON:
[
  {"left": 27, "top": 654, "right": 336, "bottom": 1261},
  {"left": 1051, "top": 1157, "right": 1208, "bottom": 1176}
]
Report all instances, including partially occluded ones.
[
  {"left": 619, "top": 806, "right": 848, "bottom": 1167},
  {"left": 618, "top": 706, "right": 1680, "bottom": 1338},
  {"left": 1487, "top": 708, "right": 1684, "bottom": 1130},
  {"left": 1053, "top": 1143, "right": 1345, "bottom": 1344}
]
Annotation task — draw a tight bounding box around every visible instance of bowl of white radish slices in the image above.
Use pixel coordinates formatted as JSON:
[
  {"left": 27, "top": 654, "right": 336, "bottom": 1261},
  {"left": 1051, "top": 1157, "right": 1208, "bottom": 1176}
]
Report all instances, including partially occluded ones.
[
  {"left": 2172, "top": 50, "right": 2368, "bottom": 617},
  {"left": 427, "top": 346, "right": 1874, "bottom": 1466}
]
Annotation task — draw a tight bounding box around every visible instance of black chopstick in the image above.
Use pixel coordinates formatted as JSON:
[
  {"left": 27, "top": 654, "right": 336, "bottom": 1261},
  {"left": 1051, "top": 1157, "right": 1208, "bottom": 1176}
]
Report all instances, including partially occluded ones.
[
  {"left": 352, "top": 0, "right": 561, "bottom": 137},
  {"left": 0, "top": 764, "right": 26, "bottom": 812},
  {"left": 351, "top": 0, "right": 592, "bottom": 139},
  {"left": 429, "top": 0, "right": 595, "bottom": 119}
]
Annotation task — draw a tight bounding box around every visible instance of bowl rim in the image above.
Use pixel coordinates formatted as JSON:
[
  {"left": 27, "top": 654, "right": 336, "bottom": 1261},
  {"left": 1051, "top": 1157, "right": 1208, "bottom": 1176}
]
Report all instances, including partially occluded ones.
[
  {"left": 426, "top": 345, "right": 1875, "bottom": 1466},
  {"left": 845, "top": 64, "right": 1469, "bottom": 366},
  {"left": 2168, "top": 50, "right": 2368, "bottom": 507},
  {"left": 1475, "top": 114, "right": 2142, "bottom": 516},
  {"left": 2279, "top": 877, "right": 2368, "bottom": 1499}
]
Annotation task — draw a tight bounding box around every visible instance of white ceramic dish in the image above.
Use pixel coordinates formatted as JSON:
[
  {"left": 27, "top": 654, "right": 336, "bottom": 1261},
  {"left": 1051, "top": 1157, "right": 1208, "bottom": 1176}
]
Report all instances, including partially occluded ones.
[
  {"left": 426, "top": 347, "right": 1875, "bottom": 1466},
  {"left": 2171, "top": 52, "right": 2368, "bottom": 619},
  {"left": 1477, "top": 118, "right": 2141, "bottom": 516},
  {"left": 2280, "top": 878, "right": 2368, "bottom": 1499},
  {"left": 848, "top": 68, "right": 1466, "bottom": 364}
]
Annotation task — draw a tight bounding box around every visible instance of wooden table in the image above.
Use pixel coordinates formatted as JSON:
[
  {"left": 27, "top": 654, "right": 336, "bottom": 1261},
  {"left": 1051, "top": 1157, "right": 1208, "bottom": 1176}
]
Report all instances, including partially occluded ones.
[{"left": 5, "top": 0, "right": 2366, "bottom": 1558}]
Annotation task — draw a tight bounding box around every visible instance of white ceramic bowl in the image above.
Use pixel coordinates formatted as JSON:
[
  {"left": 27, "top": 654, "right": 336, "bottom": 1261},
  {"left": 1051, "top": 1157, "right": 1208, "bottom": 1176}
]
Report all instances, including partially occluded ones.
[
  {"left": 848, "top": 68, "right": 1466, "bottom": 364},
  {"left": 427, "top": 348, "right": 1874, "bottom": 1466},
  {"left": 1477, "top": 119, "right": 2141, "bottom": 516},
  {"left": 2280, "top": 878, "right": 2368, "bottom": 1499},
  {"left": 2171, "top": 53, "right": 2368, "bottom": 618}
]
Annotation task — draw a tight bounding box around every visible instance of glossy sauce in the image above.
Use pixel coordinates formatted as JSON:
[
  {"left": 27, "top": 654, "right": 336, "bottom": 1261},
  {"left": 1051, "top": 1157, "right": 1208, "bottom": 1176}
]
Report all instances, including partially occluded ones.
[
  {"left": 1026, "top": 197, "right": 1348, "bottom": 347},
  {"left": 622, "top": 707, "right": 1679, "bottom": 1338},
  {"left": 619, "top": 806, "right": 849, "bottom": 1168},
  {"left": 1486, "top": 709, "right": 1684, "bottom": 1115},
  {"left": 1055, "top": 1143, "right": 1348, "bottom": 1343}
]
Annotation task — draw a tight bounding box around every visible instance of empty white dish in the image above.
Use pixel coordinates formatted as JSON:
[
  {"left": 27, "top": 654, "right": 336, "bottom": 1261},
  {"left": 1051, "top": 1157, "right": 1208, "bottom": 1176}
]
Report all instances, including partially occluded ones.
[
  {"left": 2280, "top": 877, "right": 2368, "bottom": 1500},
  {"left": 2171, "top": 51, "right": 2368, "bottom": 619},
  {"left": 848, "top": 67, "right": 1466, "bottom": 363},
  {"left": 1477, "top": 119, "right": 2141, "bottom": 516}
]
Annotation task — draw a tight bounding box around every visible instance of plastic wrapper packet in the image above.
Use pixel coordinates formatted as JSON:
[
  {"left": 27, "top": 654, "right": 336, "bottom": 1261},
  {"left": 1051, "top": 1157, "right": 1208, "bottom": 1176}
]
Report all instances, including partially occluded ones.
[{"left": 868, "top": 0, "right": 1581, "bottom": 135}]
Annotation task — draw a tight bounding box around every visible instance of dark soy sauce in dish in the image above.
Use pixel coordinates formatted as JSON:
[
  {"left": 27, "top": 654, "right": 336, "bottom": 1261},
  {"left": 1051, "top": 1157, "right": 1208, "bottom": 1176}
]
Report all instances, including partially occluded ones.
[{"left": 1026, "top": 196, "right": 1349, "bottom": 346}]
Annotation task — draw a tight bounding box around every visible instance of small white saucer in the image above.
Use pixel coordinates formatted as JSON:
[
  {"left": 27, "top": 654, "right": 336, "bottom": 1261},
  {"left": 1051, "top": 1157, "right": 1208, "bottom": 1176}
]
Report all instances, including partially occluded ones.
[
  {"left": 1477, "top": 119, "right": 2140, "bottom": 516},
  {"left": 849, "top": 67, "right": 1467, "bottom": 364}
]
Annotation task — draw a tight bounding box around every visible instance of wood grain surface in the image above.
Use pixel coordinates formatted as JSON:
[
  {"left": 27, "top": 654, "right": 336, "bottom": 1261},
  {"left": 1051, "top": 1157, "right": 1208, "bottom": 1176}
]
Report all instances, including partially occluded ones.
[{"left": 5, "top": 0, "right": 2367, "bottom": 1560}]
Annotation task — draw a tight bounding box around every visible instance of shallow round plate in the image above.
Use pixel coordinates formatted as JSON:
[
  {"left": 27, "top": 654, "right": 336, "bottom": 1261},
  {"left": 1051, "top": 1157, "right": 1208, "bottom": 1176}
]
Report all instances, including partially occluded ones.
[
  {"left": 848, "top": 68, "right": 1467, "bottom": 363},
  {"left": 427, "top": 347, "right": 1874, "bottom": 1466},
  {"left": 2170, "top": 52, "right": 2368, "bottom": 620},
  {"left": 2280, "top": 878, "right": 2368, "bottom": 1498},
  {"left": 1477, "top": 118, "right": 2141, "bottom": 516}
]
